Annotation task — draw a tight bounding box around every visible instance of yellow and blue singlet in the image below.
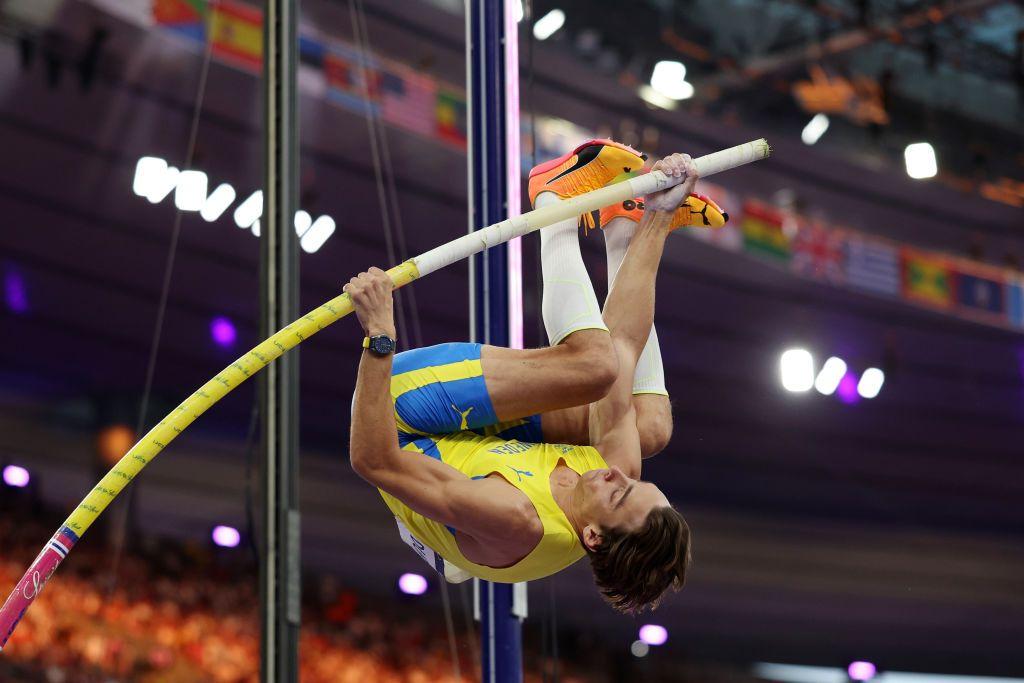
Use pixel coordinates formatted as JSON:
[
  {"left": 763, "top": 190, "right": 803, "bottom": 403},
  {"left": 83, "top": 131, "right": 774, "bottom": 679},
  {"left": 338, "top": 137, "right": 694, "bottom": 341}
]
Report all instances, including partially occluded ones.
[{"left": 377, "top": 343, "right": 608, "bottom": 583}]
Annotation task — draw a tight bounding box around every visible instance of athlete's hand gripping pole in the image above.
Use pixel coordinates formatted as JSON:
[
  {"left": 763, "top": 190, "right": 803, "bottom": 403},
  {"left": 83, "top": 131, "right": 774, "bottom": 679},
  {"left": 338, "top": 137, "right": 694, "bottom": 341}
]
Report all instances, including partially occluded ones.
[{"left": 0, "top": 138, "right": 769, "bottom": 650}]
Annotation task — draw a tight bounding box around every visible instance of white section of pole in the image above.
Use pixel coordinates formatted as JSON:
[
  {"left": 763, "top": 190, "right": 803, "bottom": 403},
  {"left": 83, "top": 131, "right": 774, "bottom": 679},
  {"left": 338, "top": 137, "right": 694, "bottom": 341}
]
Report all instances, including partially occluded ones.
[{"left": 414, "top": 138, "right": 770, "bottom": 278}]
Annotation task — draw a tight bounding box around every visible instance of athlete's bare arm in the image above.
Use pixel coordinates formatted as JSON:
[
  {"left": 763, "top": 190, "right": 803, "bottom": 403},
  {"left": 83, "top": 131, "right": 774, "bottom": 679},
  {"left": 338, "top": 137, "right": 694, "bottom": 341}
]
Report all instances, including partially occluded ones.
[
  {"left": 591, "top": 154, "right": 698, "bottom": 477},
  {"left": 346, "top": 268, "right": 536, "bottom": 543}
]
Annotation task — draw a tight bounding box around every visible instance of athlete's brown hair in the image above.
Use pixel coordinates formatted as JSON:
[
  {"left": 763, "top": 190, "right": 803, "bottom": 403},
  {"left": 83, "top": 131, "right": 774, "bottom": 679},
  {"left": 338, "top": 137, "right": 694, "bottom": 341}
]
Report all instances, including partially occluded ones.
[{"left": 585, "top": 506, "right": 692, "bottom": 614}]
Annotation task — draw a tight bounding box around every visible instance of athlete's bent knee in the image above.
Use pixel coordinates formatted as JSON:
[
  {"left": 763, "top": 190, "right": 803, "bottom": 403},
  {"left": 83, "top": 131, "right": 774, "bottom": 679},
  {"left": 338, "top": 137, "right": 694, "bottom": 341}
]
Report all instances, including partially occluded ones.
[{"left": 577, "top": 340, "right": 618, "bottom": 401}]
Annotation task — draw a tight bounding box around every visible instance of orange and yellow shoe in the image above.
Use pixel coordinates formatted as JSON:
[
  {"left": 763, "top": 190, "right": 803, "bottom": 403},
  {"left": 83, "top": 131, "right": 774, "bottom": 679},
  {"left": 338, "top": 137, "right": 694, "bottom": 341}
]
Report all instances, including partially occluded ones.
[
  {"left": 598, "top": 193, "right": 729, "bottom": 231},
  {"left": 528, "top": 139, "right": 646, "bottom": 228}
]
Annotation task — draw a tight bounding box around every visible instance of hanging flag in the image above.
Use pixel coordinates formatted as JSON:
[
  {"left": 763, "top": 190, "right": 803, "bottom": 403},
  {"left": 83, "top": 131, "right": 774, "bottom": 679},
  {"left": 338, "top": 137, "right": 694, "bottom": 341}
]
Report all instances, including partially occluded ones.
[
  {"left": 843, "top": 233, "right": 900, "bottom": 296},
  {"left": 791, "top": 220, "right": 844, "bottom": 283},
  {"left": 323, "top": 44, "right": 379, "bottom": 116},
  {"left": 902, "top": 248, "right": 954, "bottom": 308},
  {"left": 380, "top": 66, "right": 437, "bottom": 137},
  {"left": 740, "top": 201, "right": 790, "bottom": 261},
  {"left": 1007, "top": 276, "right": 1024, "bottom": 329},
  {"left": 153, "top": 0, "right": 206, "bottom": 41},
  {"left": 436, "top": 89, "right": 467, "bottom": 147},
  {"left": 954, "top": 262, "right": 1006, "bottom": 321},
  {"left": 209, "top": 0, "right": 263, "bottom": 74}
]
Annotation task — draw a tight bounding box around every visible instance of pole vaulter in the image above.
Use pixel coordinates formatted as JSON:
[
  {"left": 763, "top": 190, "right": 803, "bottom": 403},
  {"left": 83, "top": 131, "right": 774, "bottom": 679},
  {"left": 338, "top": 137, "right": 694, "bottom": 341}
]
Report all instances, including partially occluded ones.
[{"left": 0, "top": 138, "right": 770, "bottom": 651}]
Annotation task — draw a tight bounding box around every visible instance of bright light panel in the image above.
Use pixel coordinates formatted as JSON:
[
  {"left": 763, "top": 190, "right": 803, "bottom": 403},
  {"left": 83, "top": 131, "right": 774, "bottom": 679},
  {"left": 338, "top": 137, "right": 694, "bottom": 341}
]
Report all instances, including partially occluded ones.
[
  {"left": 300, "top": 215, "right": 336, "bottom": 254},
  {"left": 849, "top": 661, "right": 878, "bottom": 681},
  {"left": 780, "top": 349, "right": 814, "bottom": 392},
  {"left": 133, "top": 156, "right": 167, "bottom": 198},
  {"left": 638, "top": 84, "right": 679, "bottom": 111},
  {"left": 904, "top": 142, "right": 937, "bottom": 179},
  {"left": 211, "top": 525, "right": 241, "bottom": 548},
  {"left": 398, "top": 572, "right": 428, "bottom": 595},
  {"left": 3, "top": 465, "right": 30, "bottom": 488},
  {"left": 753, "top": 662, "right": 1024, "bottom": 683},
  {"left": 234, "top": 190, "right": 263, "bottom": 228},
  {"left": 201, "top": 183, "right": 237, "bottom": 222},
  {"left": 533, "top": 9, "right": 565, "bottom": 40},
  {"left": 294, "top": 209, "right": 312, "bottom": 237},
  {"left": 638, "top": 624, "right": 668, "bottom": 646},
  {"left": 650, "top": 60, "right": 693, "bottom": 100},
  {"left": 814, "top": 356, "right": 847, "bottom": 395},
  {"left": 512, "top": 0, "right": 524, "bottom": 22},
  {"left": 174, "top": 170, "right": 208, "bottom": 211},
  {"left": 801, "top": 113, "right": 829, "bottom": 145},
  {"left": 147, "top": 166, "right": 179, "bottom": 204},
  {"left": 857, "top": 367, "right": 885, "bottom": 399}
]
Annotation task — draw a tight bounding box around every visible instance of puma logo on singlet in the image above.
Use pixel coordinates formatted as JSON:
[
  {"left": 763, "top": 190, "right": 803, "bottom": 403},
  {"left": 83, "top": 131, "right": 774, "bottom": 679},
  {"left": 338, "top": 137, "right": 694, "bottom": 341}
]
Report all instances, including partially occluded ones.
[
  {"left": 506, "top": 466, "right": 533, "bottom": 482},
  {"left": 452, "top": 404, "right": 474, "bottom": 430}
]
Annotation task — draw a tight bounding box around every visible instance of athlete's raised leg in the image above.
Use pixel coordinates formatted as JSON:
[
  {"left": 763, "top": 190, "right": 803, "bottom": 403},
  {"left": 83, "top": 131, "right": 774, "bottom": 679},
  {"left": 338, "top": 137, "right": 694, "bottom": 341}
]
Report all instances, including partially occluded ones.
[{"left": 478, "top": 140, "right": 649, "bottom": 423}]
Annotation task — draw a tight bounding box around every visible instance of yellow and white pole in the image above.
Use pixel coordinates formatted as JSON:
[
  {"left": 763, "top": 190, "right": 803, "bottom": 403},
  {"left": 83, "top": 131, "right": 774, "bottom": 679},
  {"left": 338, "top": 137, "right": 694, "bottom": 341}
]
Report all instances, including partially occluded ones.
[{"left": 0, "top": 138, "right": 769, "bottom": 650}]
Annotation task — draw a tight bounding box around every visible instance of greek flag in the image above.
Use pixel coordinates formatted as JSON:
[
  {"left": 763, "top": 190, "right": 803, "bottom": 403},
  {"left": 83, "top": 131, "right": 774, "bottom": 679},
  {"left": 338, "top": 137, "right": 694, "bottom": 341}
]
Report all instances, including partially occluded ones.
[{"left": 844, "top": 236, "right": 899, "bottom": 296}]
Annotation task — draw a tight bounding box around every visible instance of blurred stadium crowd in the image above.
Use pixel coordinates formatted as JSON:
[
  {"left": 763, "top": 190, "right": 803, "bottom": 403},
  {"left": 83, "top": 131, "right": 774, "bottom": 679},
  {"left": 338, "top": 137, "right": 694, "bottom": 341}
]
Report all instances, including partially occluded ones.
[{"left": 0, "top": 511, "right": 567, "bottom": 683}]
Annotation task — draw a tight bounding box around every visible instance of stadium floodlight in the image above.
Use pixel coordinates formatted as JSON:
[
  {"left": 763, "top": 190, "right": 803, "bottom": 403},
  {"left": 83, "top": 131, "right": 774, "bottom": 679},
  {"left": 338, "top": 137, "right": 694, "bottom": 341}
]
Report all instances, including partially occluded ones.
[
  {"left": 638, "top": 84, "right": 679, "bottom": 111},
  {"left": 397, "top": 573, "right": 428, "bottom": 595},
  {"left": 294, "top": 209, "right": 312, "bottom": 237},
  {"left": 848, "top": 661, "right": 877, "bottom": 681},
  {"left": 533, "top": 9, "right": 565, "bottom": 40},
  {"left": 300, "top": 215, "right": 336, "bottom": 254},
  {"left": 133, "top": 156, "right": 168, "bottom": 198},
  {"left": 200, "top": 183, "right": 237, "bottom": 222},
  {"left": 174, "top": 170, "right": 208, "bottom": 212},
  {"left": 801, "top": 113, "right": 829, "bottom": 145},
  {"left": 210, "top": 316, "right": 237, "bottom": 348},
  {"left": 147, "top": 166, "right": 179, "bottom": 204},
  {"left": 814, "top": 356, "right": 847, "bottom": 395},
  {"left": 233, "top": 190, "right": 264, "bottom": 228},
  {"left": 630, "top": 640, "right": 650, "bottom": 657},
  {"left": 638, "top": 624, "right": 668, "bottom": 646},
  {"left": 4, "top": 269, "right": 28, "bottom": 314},
  {"left": 3, "top": 465, "right": 30, "bottom": 488},
  {"left": 780, "top": 349, "right": 815, "bottom": 392},
  {"left": 904, "top": 142, "right": 937, "bottom": 179},
  {"left": 857, "top": 368, "right": 885, "bottom": 399},
  {"left": 211, "top": 525, "right": 241, "bottom": 548},
  {"left": 837, "top": 371, "right": 860, "bottom": 404},
  {"left": 650, "top": 61, "right": 693, "bottom": 100}
]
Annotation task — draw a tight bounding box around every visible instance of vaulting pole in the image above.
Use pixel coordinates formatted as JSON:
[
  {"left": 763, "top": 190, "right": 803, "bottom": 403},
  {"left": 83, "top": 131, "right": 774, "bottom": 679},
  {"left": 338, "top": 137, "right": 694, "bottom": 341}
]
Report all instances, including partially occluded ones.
[
  {"left": 467, "top": 1, "right": 526, "bottom": 681},
  {"left": 0, "top": 139, "right": 769, "bottom": 652},
  {"left": 260, "top": 1, "right": 301, "bottom": 681}
]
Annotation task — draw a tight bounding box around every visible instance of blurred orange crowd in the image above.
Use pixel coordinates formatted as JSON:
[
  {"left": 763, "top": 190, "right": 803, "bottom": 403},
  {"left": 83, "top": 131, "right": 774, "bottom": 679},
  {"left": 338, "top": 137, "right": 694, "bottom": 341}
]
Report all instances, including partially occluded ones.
[{"left": 0, "top": 516, "right": 577, "bottom": 683}]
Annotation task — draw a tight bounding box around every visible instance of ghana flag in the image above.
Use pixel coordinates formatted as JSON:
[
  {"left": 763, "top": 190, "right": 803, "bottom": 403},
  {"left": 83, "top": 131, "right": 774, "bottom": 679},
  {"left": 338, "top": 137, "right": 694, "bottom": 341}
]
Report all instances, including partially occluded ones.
[
  {"left": 436, "top": 89, "right": 467, "bottom": 147},
  {"left": 902, "top": 248, "right": 954, "bottom": 309},
  {"left": 740, "top": 200, "right": 790, "bottom": 261}
]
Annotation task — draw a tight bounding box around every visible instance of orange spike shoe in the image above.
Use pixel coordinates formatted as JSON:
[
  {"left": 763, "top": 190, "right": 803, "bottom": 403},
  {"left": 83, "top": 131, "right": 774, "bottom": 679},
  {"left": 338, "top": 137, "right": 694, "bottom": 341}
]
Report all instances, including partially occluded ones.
[
  {"left": 528, "top": 139, "right": 646, "bottom": 229},
  {"left": 598, "top": 193, "right": 729, "bottom": 231}
]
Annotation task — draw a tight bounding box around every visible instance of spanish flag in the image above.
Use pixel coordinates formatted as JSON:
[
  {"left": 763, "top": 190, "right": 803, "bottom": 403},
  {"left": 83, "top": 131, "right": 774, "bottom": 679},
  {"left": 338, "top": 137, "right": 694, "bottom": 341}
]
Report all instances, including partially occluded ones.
[
  {"left": 209, "top": 0, "right": 263, "bottom": 74},
  {"left": 902, "top": 248, "right": 953, "bottom": 308}
]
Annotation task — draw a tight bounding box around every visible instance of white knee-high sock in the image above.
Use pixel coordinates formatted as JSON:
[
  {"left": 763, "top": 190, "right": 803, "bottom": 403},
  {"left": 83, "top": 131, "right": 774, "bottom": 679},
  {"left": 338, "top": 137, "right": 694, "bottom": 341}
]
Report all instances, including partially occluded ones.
[
  {"left": 604, "top": 216, "right": 668, "bottom": 396},
  {"left": 538, "top": 192, "right": 608, "bottom": 345}
]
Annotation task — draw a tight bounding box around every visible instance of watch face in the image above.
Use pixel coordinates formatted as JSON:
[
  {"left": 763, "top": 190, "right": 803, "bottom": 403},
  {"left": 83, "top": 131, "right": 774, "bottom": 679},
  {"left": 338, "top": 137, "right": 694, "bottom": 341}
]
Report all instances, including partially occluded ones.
[{"left": 372, "top": 336, "right": 395, "bottom": 354}]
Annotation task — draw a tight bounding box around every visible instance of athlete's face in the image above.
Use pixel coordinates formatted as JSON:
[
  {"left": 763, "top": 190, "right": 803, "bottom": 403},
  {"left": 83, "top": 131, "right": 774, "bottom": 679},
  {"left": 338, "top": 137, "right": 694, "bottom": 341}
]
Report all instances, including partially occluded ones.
[{"left": 573, "top": 466, "right": 670, "bottom": 551}]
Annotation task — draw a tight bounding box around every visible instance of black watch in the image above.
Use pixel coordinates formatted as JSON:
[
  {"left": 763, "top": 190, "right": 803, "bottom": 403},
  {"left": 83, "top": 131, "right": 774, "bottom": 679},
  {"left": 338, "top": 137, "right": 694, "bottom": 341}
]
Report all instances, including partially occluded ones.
[{"left": 362, "top": 334, "right": 396, "bottom": 355}]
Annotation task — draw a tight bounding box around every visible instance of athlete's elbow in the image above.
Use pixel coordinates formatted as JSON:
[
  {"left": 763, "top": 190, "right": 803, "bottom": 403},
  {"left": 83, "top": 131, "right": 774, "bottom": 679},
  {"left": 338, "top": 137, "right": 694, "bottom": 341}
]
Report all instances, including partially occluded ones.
[{"left": 349, "top": 445, "right": 382, "bottom": 482}]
